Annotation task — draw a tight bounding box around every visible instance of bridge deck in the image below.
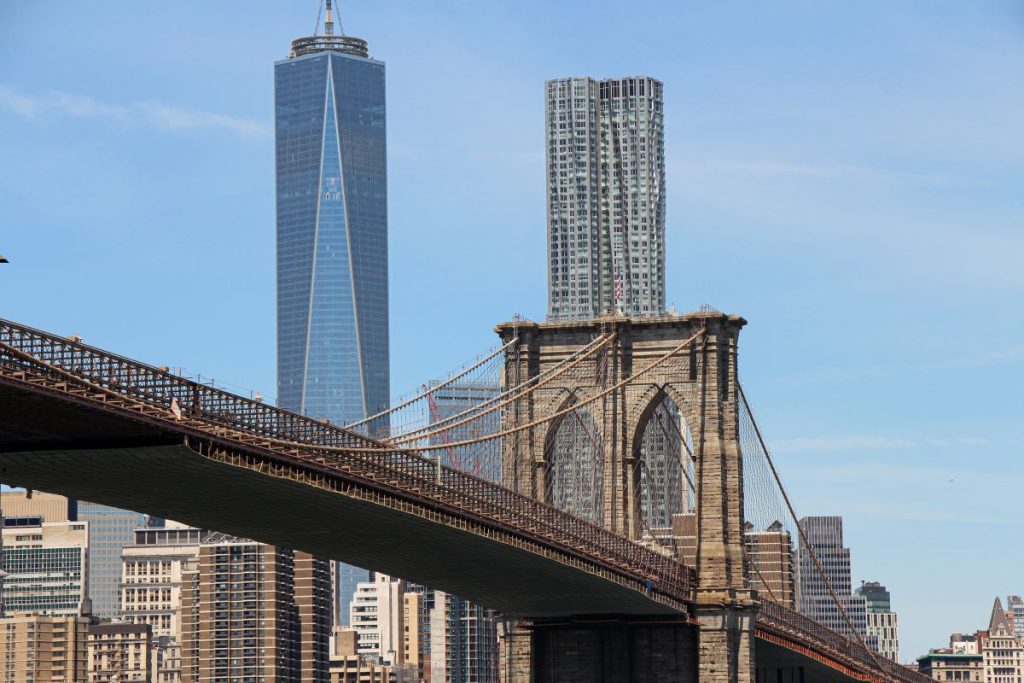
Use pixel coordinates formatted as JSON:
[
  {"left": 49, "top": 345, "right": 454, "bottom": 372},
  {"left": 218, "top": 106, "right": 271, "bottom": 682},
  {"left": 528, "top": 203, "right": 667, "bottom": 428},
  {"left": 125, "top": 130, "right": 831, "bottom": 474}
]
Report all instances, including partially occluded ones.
[{"left": 0, "top": 380, "right": 681, "bottom": 618}]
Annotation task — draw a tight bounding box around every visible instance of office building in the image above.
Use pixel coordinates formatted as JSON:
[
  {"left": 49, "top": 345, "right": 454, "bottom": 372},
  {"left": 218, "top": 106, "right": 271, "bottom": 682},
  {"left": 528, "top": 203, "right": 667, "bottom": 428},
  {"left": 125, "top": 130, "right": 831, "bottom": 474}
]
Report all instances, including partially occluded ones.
[
  {"left": 982, "top": 598, "right": 1024, "bottom": 683},
  {"left": 0, "top": 613, "right": 90, "bottom": 682},
  {"left": 87, "top": 621, "right": 153, "bottom": 683},
  {"left": 180, "top": 533, "right": 332, "bottom": 682},
  {"left": 120, "top": 522, "right": 203, "bottom": 683},
  {"left": 275, "top": 3, "right": 389, "bottom": 624},
  {"left": 0, "top": 490, "right": 75, "bottom": 523},
  {"left": 2, "top": 518, "right": 89, "bottom": 616},
  {"left": 428, "top": 379, "right": 501, "bottom": 482},
  {"left": 795, "top": 516, "right": 868, "bottom": 641},
  {"left": 644, "top": 515, "right": 795, "bottom": 610},
  {"left": 350, "top": 573, "right": 405, "bottom": 664},
  {"left": 546, "top": 76, "right": 666, "bottom": 320},
  {"left": 275, "top": 5, "right": 389, "bottom": 429},
  {"left": 917, "top": 651, "right": 984, "bottom": 683},
  {"left": 856, "top": 581, "right": 900, "bottom": 661},
  {"left": 745, "top": 521, "right": 796, "bottom": 609},
  {"left": 336, "top": 564, "right": 371, "bottom": 628},
  {"left": 79, "top": 501, "right": 147, "bottom": 618}
]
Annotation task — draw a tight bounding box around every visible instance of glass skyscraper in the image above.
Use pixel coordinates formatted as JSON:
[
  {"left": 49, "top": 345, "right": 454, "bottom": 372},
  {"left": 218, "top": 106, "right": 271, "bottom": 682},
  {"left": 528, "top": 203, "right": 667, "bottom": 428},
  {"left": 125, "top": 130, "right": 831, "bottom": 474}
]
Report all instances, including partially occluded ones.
[
  {"left": 78, "top": 501, "right": 146, "bottom": 618},
  {"left": 275, "top": 11, "right": 387, "bottom": 626},
  {"left": 275, "top": 18, "right": 389, "bottom": 431}
]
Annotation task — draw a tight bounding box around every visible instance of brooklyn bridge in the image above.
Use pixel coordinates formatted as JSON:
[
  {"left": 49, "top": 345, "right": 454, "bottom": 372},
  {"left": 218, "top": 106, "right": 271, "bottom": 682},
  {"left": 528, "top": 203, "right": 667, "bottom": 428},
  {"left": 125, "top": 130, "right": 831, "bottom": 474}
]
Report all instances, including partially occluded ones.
[{"left": 0, "top": 311, "right": 928, "bottom": 683}]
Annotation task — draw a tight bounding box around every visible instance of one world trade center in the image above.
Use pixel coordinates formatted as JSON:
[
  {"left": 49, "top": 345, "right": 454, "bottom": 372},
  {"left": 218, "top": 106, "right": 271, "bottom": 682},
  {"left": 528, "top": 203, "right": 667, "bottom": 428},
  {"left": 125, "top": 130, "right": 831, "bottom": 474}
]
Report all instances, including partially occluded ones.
[{"left": 274, "top": 2, "right": 389, "bottom": 625}]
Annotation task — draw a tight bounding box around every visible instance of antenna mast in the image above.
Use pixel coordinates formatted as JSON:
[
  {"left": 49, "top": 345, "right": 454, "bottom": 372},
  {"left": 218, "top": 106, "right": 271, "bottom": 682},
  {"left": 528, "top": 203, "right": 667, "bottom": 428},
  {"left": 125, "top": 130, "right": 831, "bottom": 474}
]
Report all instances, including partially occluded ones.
[{"left": 324, "top": 0, "right": 334, "bottom": 36}]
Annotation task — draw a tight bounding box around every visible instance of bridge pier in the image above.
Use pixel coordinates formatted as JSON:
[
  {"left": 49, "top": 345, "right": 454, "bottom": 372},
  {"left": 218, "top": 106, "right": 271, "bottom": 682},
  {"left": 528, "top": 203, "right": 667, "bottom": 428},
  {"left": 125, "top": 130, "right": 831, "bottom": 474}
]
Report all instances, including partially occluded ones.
[
  {"left": 755, "top": 667, "right": 805, "bottom": 683},
  {"left": 695, "top": 605, "right": 757, "bottom": 683},
  {"left": 500, "top": 618, "right": 699, "bottom": 683},
  {"left": 498, "top": 620, "right": 534, "bottom": 683}
]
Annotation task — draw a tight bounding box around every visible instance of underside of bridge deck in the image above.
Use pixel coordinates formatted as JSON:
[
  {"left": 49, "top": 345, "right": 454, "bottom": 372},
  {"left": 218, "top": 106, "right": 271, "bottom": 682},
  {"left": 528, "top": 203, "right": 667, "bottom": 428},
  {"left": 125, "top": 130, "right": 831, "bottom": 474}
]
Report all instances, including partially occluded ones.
[
  {"left": 754, "top": 638, "right": 865, "bottom": 683},
  {"left": 0, "top": 382, "right": 682, "bottom": 619},
  {"left": 500, "top": 618, "right": 867, "bottom": 683}
]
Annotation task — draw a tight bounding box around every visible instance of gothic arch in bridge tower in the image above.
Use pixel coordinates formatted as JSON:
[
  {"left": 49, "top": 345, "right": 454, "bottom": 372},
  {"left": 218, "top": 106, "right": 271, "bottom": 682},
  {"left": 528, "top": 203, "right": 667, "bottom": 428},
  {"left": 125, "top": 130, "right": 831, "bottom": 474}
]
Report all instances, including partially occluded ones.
[
  {"left": 627, "top": 386, "right": 694, "bottom": 535},
  {"left": 542, "top": 398, "right": 605, "bottom": 526}
]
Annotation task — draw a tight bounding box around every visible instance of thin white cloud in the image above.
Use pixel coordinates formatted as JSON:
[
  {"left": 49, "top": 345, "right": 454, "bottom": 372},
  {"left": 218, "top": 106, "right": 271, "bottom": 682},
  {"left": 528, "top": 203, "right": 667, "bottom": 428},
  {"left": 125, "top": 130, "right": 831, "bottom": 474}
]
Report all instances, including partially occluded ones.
[{"left": 0, "top": 84, "right": 269, "bottom": 138}]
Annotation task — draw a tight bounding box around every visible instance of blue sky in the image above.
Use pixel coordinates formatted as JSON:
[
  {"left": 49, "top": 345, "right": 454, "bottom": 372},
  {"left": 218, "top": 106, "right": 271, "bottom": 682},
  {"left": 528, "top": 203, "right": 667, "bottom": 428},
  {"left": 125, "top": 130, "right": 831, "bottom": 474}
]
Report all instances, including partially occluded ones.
[{"left": 1, "top": 1, "right": 1021, "bottom": 660}]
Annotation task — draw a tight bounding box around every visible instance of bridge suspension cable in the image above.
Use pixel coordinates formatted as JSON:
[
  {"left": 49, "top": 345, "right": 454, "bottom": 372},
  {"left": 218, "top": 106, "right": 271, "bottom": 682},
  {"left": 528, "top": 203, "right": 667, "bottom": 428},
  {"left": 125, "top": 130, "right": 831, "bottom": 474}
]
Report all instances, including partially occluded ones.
[
  {"left": 343, "top": 336, "right": 519, "bottom": 432},
  {"left": 386, "top": 332, "right": 616, "bottom": 446},
  {"left": 738, "top": 383, "right": 888, "bottom": 673},
  {"left": 384, "top": 326, "right": 706, "bottom": 452}
]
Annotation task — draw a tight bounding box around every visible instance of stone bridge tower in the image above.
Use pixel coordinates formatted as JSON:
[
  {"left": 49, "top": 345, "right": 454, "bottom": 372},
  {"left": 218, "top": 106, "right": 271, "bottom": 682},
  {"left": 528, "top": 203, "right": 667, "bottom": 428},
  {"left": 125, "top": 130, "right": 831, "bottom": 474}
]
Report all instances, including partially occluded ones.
[{"left": 495, "top": 311, "right": 756, "bottom": 683}]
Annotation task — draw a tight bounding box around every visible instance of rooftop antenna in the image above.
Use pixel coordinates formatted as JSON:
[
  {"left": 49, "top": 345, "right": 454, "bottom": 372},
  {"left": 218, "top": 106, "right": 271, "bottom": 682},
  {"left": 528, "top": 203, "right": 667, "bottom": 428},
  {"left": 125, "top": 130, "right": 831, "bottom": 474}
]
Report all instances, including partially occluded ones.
[{"left": 324, "top": 0, "right": 334, "bottom": 36}]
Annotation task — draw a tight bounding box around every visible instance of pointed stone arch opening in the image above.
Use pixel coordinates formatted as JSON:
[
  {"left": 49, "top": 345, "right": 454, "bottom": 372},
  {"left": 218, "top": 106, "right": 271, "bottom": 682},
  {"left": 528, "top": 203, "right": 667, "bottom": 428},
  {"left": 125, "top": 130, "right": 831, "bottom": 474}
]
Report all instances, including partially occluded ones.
[
  {"left": 542, "top": 395, "right": 605, "bottom": 526},
  {"left": 627, "top": 385, "right": 698, "bottom": 540}
]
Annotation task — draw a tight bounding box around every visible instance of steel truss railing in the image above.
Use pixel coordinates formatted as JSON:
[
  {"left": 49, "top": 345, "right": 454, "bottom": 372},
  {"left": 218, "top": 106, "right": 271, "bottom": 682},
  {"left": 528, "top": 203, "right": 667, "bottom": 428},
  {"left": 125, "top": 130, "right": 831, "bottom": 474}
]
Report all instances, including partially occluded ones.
[
  {"left": 0, "top": 317, "right": 695, "bottom": 605},
  {"left": 759, "top": 600, "right": 931, "bottom": 683}
]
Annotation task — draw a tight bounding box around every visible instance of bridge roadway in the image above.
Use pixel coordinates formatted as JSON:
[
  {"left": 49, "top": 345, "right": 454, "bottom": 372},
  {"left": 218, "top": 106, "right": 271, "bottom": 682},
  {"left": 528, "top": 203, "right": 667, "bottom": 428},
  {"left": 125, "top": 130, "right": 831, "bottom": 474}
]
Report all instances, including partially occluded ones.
[{"left": 0, "top": 319, "right": 928, "bottom": 683}]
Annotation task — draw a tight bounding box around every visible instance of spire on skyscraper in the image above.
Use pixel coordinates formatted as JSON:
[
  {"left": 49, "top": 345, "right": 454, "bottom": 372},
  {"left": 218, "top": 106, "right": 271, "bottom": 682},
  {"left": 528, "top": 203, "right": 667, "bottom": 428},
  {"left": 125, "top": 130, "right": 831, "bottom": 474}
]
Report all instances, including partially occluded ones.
[{"left": 324, "top": 0, "right": 334, "bottom": 36}]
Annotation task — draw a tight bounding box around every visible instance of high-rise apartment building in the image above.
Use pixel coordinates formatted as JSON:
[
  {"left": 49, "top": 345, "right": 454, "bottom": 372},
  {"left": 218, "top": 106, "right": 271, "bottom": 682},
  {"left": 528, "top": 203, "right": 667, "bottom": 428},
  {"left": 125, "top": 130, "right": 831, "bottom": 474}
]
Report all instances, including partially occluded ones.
[
  {"left": 180, "top": 533, "right": 332, "bottom": 682},
  {"left": 856, "top": 581, "right": 900, "bottom": 661},
  {"left": 402, "top": 591, "right": 425, "bottom": 678},
  {"left": 545, "top": 76, "right": 666, "bottom": 320},
  {"left": 795, "top": 516, "right": 868, "bottom": 641},
  {"left": 350, "top": 573, "right": 405, "bottom": 665},
  {"left": 435, "top": 591, "right": 500, "bottom": 683},
  {"left": 275, "top": 4, "right": 389, "bottom": 625},
  {"left": 2, "top": 518, "right": 89, "bottom": 616},
  {"left": 79, "top": 501, "right": 147, "bottom": 618},
  {"left": 0, "top": 613, "right": 90, "bottom": 682}
]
